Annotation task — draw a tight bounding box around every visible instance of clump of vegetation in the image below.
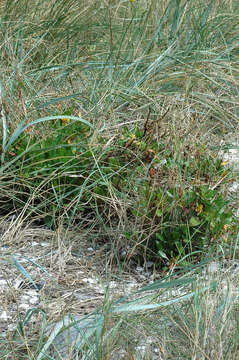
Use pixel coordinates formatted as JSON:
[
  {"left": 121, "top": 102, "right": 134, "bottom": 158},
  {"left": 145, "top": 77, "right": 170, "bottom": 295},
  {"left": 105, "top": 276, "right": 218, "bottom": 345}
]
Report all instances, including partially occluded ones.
[
  {"left": 120, "top": 126, "right": 235, "bottom": 266},
  {"left": 135, "top": 183, "right": 233, "bottom": 264},
  {"left": 1, "top": 109, "right": 235, "bottom": 266}
]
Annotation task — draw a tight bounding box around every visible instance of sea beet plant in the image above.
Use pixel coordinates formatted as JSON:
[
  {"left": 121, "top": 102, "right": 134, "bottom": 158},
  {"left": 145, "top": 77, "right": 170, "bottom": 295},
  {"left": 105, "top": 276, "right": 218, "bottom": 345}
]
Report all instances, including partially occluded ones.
[
  {"left": 120, "top": 126, "right": 235, "bottom": 267},
  {"left": 136, "top": 183, "right": 233, "bottom": 265}
]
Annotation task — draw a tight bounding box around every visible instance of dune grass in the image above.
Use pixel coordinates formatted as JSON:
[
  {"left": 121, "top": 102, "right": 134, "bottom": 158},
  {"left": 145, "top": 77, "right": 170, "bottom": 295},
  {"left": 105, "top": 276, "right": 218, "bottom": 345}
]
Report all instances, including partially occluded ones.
[{"left": 0, "top": 0, "right": 239, "bottom": 358}]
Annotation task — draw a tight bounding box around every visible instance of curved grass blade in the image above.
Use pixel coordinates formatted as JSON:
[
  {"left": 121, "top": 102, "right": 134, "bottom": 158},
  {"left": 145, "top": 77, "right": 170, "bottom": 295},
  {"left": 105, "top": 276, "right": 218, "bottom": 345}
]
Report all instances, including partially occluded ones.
[
  {"left": 112, "top": 281, "right": 217, "bottom": 313},
  {"left": 2, "top": 115, "right": 94, "bottom": 161}
]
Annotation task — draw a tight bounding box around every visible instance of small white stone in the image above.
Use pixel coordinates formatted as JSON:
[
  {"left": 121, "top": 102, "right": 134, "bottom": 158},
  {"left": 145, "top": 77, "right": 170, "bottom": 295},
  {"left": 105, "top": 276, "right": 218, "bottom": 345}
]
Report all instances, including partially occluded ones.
[
  {"left": 29, "top": 296, "right": 39, "bottom": 305},
  {"left": 229, "top": 183, "right": 239, "bottom": 192},
  {"left": 82, "top": 278, "right": 97, "bottom": 285},
  {"left": 208, "top": 262, "right": 219, "bottom": 275},
  {"left": 40, "top": 242, "right": 49, "bottom": 247},
  {"left": 77, "top": 270, "right": 84, "bottom": 275},
  {"left": 87, "top": 247, "right": 94, "bottom": 252},
  {"left": 27, "top": 290, "right": 39, "bottom": 296},
  {"left": 136, "top": 345, "right": 146, "bottom": 351},
  {"left": 109, "top": 281, "right": 117, "bottom": 289},
  {"left": 136, "top": 266, "right": 144, "bottom": 273},
  {"left": 8, "top": 324, "right": 16, "bottom": 331},
  {"left": 126, "top": 282, "right": 137, "bottom": 289},
  {"left": 19, "top": 303, "right": 30, "bottom": 311},
  {"left": 0, "top": 311, "right": 8, "bottom": 321},
  {"left": 14, "top": 280, "right": 23, "bottom": 289},
  {"left": 21, "top": 295, "right": 30, "bottom": 302},
  {"left": 0, "top": 279, "right": 8, "bottom": 287}
]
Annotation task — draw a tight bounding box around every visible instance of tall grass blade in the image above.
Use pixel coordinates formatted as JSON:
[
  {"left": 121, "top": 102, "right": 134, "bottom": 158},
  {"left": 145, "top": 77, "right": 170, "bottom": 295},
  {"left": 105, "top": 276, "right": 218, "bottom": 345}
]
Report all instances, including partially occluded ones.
[
  {"left": 0, "top": 80, "right": 8, "bottom": 164},
  {"left": 11, "top": 255, "right": 39, "bottom": 291}
]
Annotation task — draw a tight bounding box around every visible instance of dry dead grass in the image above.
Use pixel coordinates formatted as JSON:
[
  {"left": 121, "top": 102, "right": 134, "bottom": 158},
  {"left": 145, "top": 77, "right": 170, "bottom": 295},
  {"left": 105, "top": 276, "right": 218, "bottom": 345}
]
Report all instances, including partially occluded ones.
[{"left": 0, "top": 217, "right": 143, "bottom": 340}]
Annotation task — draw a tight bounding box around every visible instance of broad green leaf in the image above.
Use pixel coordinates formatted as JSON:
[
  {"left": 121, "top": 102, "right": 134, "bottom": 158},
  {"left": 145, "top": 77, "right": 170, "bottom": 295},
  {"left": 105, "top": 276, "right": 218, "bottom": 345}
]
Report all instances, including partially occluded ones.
[{"left": 190, "top": 216, "right": 201, "bottom": 227}]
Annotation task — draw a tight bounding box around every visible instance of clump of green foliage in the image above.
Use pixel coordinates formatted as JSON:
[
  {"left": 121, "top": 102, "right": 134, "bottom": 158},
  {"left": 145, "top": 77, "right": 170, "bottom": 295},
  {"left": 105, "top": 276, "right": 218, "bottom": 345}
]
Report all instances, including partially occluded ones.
[
  {"left": 119, "top": 126, "right": 235, "bottom": 266},
  {"left": 136, "top": 183, "right": 233, "bottom": 264},
  {"left": 1, "top": 112, "right": 235, "bottom": 267}
]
